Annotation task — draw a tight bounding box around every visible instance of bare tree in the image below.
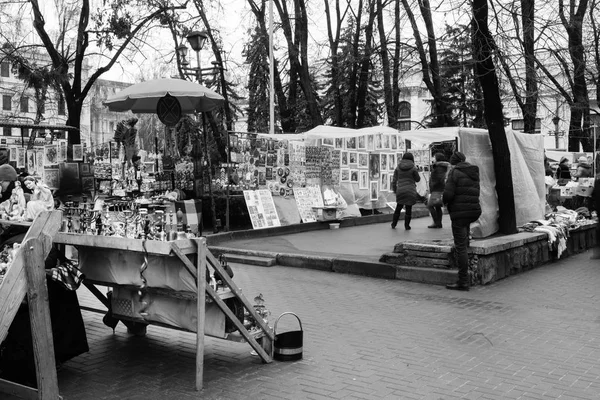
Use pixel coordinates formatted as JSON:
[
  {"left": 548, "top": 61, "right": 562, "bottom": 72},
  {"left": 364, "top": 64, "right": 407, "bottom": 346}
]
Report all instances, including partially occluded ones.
[
  {"left": 324, "top": 0, "right": 350, "bottom": 126},
  {"left": 17, "top": 0, "right": 186, "bottom": 145},
  {"left": 472, "top": 0, "right": 517, "bottom": 234},
  {"left": 491, "top": 0, "right": 539, "bottom": 134},
  {"left": 273, "top": 0, "right": 323, "bottom": 128},
  {"left": 400, "top": 0, "right": 454, "bottom": 127}
]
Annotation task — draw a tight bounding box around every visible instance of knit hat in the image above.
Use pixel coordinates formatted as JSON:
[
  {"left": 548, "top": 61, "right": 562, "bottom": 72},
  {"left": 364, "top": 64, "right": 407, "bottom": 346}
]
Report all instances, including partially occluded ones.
[
  {"left": 560, "top": 156, "right": 568, "bottom": 164},
  {"left": 578, "top": 156, "right": 588, "bottom": 164},
  {"left": 0, "top": 164, "right": 17, "bottom": 182},
  {"left": 450, "top": 152, "right": 466, "bottom": 165},
  {"left": 402, "top": 152, "right": 414, "bottom": 161},
  {"left": 434, "top": 152, "right": 447, "bottom": 162}
]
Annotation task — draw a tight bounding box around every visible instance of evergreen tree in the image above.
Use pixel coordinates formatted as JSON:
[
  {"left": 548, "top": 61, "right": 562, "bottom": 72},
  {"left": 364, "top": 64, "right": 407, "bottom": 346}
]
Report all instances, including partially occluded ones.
[
  {"left": 243, "top": 26, "right": 271, "bottom": 133},
  {"left": 437, "top": 24, "right": 485, "bottom": 128},
  {"left": 321, "top": 22, "right": 383, "bottom": 127}
]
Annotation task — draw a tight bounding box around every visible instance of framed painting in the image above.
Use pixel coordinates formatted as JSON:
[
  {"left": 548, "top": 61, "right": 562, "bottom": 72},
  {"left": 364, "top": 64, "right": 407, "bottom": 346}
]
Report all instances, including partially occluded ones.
[
  {"left": 359, "top": 170, "right": 368, "bottom": 189},
  {"left": 350, "top": 169, "right": 359, "bottom": 182},
  {"left": 380, "top": 153, "right": 388, "bottom": 172},
  {"left": 358, "top": 152, "right": 368, "bottom": 168},
  {"left": 369, "top": 181, "right": 379, "bottom": 201},
  {"left": 73, "top": 144, "right": 84, "bottom": 161},
  {"left": 358, "top": 135, "right": 366, "bottom": 150},
  {"left": 341, "top": 168, "right": 350, "bottom": 182}
]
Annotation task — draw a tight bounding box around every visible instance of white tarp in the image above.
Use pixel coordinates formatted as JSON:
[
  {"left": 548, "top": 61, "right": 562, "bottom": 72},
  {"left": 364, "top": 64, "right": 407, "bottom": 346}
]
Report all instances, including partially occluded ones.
[{"left": 460, "top": 128, "right": 545, "bottom": 238}]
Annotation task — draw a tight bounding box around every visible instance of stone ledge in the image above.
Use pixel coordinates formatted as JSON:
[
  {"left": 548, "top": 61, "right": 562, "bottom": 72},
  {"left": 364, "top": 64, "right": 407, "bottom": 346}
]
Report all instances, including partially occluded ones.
[
  {"left": 395, "top": 265, "right": 457, "bottom": 285},
  {"left": 332, "top": 259, "right": 397, "bottom": 279}
]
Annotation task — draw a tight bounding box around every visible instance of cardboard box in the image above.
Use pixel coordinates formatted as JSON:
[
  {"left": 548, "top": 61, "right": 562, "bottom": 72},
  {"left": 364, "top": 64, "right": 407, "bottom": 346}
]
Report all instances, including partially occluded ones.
[
  {"left": 320, "top": 208, "right": 341, "bottom": 221},
  {"left": 573, "top": 185, "right": 593, "bottom": 197}
]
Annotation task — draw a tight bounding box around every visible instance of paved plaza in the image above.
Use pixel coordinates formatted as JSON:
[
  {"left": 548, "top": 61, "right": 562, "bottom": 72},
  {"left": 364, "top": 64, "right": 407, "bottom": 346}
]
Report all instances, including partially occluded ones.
[{"left": 52, "top": 245, "right": 600, "bottom": 400}]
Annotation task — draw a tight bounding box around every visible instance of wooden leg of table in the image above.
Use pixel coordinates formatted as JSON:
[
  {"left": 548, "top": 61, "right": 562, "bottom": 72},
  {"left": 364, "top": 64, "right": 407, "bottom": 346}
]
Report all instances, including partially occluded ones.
[
  {"left": 196, "top": 238, "right": 207, "bottom": 391},
  {"left": 23, "top": 237, "right": 60, "bottom": 399}
]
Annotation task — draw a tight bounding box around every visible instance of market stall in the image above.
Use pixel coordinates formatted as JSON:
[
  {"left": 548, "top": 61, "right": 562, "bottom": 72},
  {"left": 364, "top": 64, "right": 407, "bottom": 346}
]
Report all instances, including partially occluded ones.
[
  {"left": 220, "top": 125, "right": 459, "bottom": 229},
  {"left": 0, "top": 209, "right": 275, "bottom": 397}
]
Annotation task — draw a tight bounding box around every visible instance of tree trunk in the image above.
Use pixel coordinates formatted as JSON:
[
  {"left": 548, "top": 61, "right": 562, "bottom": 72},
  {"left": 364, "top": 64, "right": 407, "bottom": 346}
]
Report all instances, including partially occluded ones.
[
  {"left": 472, "top": 0, "right": 517, "bottom": 234},
  {"left": 521, "top": 0, "right": 538, "bottom": 134},
  {"left": 377, "top": 0, "right": 395, "bottom": 127},
  {"left": 347, "top": 0, "right": 364, "bottom": 128},
  {"left": 356, "top": 0, "right": 376, "bottom": 128}
]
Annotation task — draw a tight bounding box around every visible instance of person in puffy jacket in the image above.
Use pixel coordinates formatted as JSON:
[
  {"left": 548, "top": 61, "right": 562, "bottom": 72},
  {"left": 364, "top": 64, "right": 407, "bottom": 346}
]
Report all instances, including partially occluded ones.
[
  {"left": 443, "top": 152, "right": 481, "bottom": 291},
  {"left": 427, "top": 153, "right": 450, "bottom": 228},
  {"left": 574, "top": 156, "right": 593, "bottom": 179},
  {"left": 391, "top": 152, "right": 420, "bottom": 230}
]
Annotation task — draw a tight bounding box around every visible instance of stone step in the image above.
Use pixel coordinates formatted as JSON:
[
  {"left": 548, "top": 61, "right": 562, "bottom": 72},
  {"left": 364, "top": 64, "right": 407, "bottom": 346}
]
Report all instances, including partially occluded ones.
[
  {"left": 380, "top": 252, "right": 453, "bottom": 269},
  {"left": 221, "top": 253, "right": 277, "bottom": 267},
  {"left": 394, "top": 265, "right": 457, "bottom": 286}
]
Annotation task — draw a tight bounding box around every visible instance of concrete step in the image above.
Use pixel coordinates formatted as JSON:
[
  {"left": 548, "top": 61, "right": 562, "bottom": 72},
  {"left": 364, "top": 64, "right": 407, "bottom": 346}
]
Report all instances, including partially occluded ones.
[
  {"left": 221, "top": 253, "right": 277, "bottom": 267},
  {"left": 394, "top": 265, "right": 457, "bottom": 286},
  {"left": 380, "top": 252, "right": 452, "bottom": 269}
]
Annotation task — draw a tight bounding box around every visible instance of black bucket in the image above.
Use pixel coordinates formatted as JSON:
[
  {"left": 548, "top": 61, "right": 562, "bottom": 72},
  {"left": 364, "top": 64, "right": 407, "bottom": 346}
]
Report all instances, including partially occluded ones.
[{"left": 273, "top": 312, "right": 303, "bottom": 361}]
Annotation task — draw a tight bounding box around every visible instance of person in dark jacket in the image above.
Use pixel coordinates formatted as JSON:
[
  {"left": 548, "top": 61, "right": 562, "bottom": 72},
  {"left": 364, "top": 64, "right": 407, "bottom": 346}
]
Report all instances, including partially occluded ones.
[
  {"left": 591, "top": 172, "right": 600, "bottom": 259},
  {"left": 443, "top": 152, "right": 481, "bottom": 291},
  {"left": 427, "top": 153, "right": 450, "bottom": 228},
  {"left": 557, "top": 157, "right": 572, "bottom": 181},
  {"left": 391, "top": 152, "right": 420, "bottom": 230}
]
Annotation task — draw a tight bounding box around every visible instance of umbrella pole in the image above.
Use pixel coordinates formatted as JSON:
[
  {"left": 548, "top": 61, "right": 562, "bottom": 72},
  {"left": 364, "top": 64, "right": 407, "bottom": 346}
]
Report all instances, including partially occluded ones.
[{"left": 202, "top": 113, "right": 219, "bottom": 234}]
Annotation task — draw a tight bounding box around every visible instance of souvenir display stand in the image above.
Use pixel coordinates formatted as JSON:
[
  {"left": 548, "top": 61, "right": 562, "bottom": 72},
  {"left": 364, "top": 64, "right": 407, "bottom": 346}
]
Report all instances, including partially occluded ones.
[
  {"left": 0, "top": 211, "right": 62, "bottom": 400},
  {"left": 0, "top": 212, "right": 274, "bottom": 399},
  {"left": 52, "top": 232, "right": 274, "bottom": 391}
]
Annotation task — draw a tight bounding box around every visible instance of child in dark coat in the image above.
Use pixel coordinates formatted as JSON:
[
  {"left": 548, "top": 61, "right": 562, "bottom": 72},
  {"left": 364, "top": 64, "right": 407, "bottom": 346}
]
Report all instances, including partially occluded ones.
[{"left": 427, "top": 153, "right": 450, "bottom": 228}]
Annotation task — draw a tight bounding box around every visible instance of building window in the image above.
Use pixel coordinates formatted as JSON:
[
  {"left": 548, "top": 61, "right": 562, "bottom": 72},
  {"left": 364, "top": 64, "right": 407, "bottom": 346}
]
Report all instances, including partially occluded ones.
[
  {"left": 20, "top": 96, "right": 28, "bottom": 113},
  {"left": 57, "top": 93, "right": 65, "bottom": 115},
  {"left": 398, "top": 121, "right": 412, "bottom": 131},
  {"left": 511, "top": 118, "right": 541, "bottom": 132},
  {"left": 0, "top": 62, "right": 9, "bottom": 78},
  {"left": 2, "top": 95, "right": 11, "bottom": 111},
  {"left": 398, "top": 101, "right": 411, "bottom": 119},
  {"left": 2, "top": 127, "right": 11, "bottom": 137}
]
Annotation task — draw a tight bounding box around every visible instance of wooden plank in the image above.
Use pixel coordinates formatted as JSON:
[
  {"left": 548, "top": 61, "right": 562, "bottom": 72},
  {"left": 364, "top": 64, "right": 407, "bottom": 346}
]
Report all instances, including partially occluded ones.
[
  {"left": 0, "top": 377, "right": 38, "bottom": 400},
  {"left": 195, "top": 238, "right": 206, "bottom": 391},
  {"left": 0, "top": 211, "right": 60, "bottom": 344},
  {"left": 54, "top": 233, "right": 197, "bottom": 256},
  {"left": 206, "top": 251, "right": 274, "bottom": 341},
  {"left": 23, "top": 236, "right": 60, "bottom": 399},
  {"left": 0, "top": 258, "right": 27, "bottom": 344},
  {"left": 205, "top": 284, "right": 272, "bottom": 363}
]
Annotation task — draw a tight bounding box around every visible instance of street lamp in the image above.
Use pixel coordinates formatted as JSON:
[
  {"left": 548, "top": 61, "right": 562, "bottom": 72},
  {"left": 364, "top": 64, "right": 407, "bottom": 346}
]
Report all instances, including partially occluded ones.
[
  {"left": 175, "top": 30, "right": 210, "bottom": 83},
  {"left": 552, "top": 115, "right": 561, "bottom": 149}
]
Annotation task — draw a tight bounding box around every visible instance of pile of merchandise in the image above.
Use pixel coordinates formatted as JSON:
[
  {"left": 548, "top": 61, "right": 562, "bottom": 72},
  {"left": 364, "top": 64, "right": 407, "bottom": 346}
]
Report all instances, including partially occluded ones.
[
  {"left": 519, "top": 207, "right": 597, "bottom": 258},
  {"left": 0, "top": 243, "right": 21, "bottom": 286}
]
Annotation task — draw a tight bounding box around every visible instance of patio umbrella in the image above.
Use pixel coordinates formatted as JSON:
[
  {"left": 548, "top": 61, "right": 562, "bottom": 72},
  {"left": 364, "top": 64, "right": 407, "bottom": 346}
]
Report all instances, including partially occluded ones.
[{"left": 103, "top": 78, "right": 225, "bottom": 114}]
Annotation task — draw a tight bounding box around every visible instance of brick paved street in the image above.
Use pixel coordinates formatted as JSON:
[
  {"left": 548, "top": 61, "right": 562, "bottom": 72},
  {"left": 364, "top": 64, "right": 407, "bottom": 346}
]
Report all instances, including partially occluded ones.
[{"left": 50, "top": 249, "right": 600, "bottom": 400}]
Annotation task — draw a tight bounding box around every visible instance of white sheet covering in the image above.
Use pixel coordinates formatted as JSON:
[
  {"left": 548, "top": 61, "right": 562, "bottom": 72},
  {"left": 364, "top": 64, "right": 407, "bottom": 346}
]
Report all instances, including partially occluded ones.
[
  {"left": 111, "top": 286, "right": 226, "bottom": 336},
  {"left": 460, "top": 128, "right": 545, "bottom": 238},
  {"left": 79, "top": 248, "right": 197, "bottom": 292}
]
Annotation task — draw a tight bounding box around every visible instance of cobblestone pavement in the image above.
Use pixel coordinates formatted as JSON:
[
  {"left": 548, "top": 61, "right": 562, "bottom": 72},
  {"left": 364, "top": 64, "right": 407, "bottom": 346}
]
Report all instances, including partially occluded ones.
[{"left": 54, "top": 250, "right": 600, "bottom": 400}]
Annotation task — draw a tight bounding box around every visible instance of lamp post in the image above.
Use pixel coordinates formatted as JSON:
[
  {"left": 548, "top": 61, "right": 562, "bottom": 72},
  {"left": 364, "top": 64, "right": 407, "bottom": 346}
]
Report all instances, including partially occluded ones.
[
  {"left": 176, "top": 30, "right": 228, "bottom": 234},
  {"left": 552, "top": 115, "right": 560, "bottom": 150}
]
